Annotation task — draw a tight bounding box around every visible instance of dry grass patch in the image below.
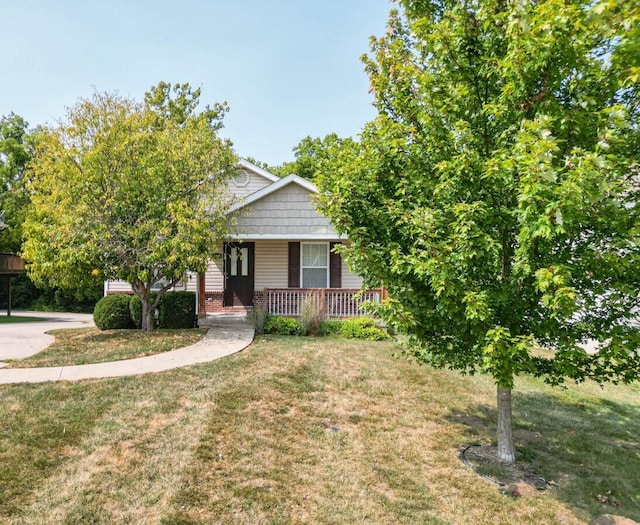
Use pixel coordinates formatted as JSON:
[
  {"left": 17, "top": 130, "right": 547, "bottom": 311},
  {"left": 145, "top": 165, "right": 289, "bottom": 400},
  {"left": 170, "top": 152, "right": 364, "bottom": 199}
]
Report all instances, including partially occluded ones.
[
  {"left": 164, "top": 338, "right": 608, "bottom": 525},
  {"left": 0, "top": 336, "right": 638, "bottom": 524},
  {"left": 4, "top": 327, "right": 207, "bottom": 367},
  {"left": 0, "top": 369, "right": 225, "bottom": 524}
]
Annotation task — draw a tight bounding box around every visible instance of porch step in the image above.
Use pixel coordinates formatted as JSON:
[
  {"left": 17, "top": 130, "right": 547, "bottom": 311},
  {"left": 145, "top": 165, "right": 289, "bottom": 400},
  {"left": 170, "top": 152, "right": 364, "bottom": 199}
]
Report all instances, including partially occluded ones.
[
  {"left": 218, "top": 306, "right": 251, "bottom": 314},
  {"left": 200, "top": 307, "right": 250, "bottom": 323}
]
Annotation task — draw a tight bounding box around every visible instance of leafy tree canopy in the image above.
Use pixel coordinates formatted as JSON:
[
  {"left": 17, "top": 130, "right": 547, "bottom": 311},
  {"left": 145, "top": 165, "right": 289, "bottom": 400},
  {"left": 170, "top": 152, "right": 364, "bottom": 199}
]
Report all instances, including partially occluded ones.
[
  {"left": 318, "top": 0, "right": 640, "bottom": 462},
  {"left": 273, "top": 134, "right": 356, "bottom": 180},
  {"left": 23, "top": 82, "right": 238, "bottom": 330},
  {"left": 0, "top": 113, "right": 33, "bottom": 253}
]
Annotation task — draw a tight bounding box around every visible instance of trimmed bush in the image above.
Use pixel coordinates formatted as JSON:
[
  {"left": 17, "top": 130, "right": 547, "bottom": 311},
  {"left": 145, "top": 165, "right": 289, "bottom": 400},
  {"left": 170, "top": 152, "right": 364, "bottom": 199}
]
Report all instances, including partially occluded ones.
[
  {"left": 339, "top": 317, "right": 390, "bottom": 341},
  {"left": 93, "top": 294, "right": 135, "bottom": 330},
  {"left": 264, "top": 316, "right": 301, "bottom": 336},
  {"left": 158, "top": 291, "right": 196, "bottom": 329}
]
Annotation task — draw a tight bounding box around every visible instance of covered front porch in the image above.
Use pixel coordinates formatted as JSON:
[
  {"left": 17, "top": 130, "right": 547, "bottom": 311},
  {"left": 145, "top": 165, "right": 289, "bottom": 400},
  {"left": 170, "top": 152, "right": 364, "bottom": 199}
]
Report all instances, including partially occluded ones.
[
  {"left": 199, "top": 286, "right": 383, "bottom": 319},
  {"left": 195, "top": 237, "right": 381, "bottom": 318}
]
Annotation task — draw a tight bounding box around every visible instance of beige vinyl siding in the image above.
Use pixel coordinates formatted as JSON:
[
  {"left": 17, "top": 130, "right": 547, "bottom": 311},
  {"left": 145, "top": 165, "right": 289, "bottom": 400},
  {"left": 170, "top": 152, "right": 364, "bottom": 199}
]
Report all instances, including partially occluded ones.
[
  {"left": 236, "top": 185, "right": 336, "bottom": 237},
  {"left": 254, "top": 241, "right": 289, "bottom": 290},
  {"left": 332, "top": 240, "right": 363, "bottom": 289},
  {"left": 185, "top": 272, "right": 198, "bottom": 292},
  {"left": 106, "top": 275, "right": 198, "bottom": 294},
  {"left": 252, "top": 240, "right": 363, "bottom": 291},
  {"left": 106, "top": 280, "right": 133, "bottom": 293},
  {"left": 200, "top": 241, "right": 362, "bottom": 292},
  {"left": 228, "top": 169, "right": 274, "bottom": 200},
  {"left": 204, "top": 258, "right": 224, "bottom": 291},
  {"left": 107, "top": 241, "right": 365, "bottom": 295},
  {"left": 341, "top": 257, "right": 363, "bottom": 288}
]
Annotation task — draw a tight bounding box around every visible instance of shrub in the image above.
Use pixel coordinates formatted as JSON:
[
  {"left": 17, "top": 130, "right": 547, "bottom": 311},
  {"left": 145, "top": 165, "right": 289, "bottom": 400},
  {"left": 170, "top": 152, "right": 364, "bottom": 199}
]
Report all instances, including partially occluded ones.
[
  {"left": 264, "top": 316, "right": 301, "bottom": 336},
  {"left": 339, "top": 317, "right": 390, "bottom": 341},
  {"left": 130, "top": 292, "right": 195, "bottom": 329},
  {"left": 158, "top": 291, "right": 196, "bottom": 329},
  {"left": 320, "top": 319, "right": 343, "bottom": 336},
  {"left": 93, "top": 294, "right": 135, "bottom": 330}
]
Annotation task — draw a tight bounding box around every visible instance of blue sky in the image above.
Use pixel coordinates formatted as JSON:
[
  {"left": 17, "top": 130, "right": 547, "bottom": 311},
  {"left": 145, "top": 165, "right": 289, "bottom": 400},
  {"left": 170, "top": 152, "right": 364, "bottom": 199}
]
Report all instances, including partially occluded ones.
[{"left": 1, "top": 0, "right": 392, "bottom": 166}]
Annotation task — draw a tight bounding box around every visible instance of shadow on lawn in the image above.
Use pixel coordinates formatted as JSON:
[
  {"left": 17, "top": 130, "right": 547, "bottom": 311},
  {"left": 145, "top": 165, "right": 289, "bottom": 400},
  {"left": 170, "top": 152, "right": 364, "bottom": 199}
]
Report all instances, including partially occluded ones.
[{"left": 447, "top": 389, "right": 640, "bottom": 522}]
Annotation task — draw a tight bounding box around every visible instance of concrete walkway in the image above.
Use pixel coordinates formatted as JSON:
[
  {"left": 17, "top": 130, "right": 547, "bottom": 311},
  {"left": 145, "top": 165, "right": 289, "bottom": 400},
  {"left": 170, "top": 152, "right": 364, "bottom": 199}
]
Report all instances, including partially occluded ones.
[{"left": 0, "top": 315, "right": 254, "bottom": 385}]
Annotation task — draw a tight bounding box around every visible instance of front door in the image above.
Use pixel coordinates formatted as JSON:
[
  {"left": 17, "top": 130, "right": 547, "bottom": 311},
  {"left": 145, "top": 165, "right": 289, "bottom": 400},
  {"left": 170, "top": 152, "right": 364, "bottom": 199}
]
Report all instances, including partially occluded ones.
[{"left": 224, "top": 242, "right": 255, "bottom": 307}]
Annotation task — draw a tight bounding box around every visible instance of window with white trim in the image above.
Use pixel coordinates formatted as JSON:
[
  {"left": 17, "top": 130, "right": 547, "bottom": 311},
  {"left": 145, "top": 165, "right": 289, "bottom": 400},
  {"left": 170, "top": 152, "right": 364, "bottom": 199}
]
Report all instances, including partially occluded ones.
[{"left": 301, "top": 243, "right": 328, "bottom": 288}]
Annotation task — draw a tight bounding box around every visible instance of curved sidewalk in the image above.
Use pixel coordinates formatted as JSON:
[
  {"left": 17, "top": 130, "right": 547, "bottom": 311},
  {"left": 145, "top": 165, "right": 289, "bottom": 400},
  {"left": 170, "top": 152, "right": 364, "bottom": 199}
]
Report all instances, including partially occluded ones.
[{"left": 0, "top": 318, "right": 254, "bottom": 385}]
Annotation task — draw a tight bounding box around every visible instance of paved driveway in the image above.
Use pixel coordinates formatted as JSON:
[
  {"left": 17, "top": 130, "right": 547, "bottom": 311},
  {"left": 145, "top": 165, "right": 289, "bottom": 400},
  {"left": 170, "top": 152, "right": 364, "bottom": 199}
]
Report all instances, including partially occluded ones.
[
  {"left": 0, "top": 311, "right": 94, "bottom": 362},
  {"left": 0, "top": 316, "right": 254, "bottom": 384}
]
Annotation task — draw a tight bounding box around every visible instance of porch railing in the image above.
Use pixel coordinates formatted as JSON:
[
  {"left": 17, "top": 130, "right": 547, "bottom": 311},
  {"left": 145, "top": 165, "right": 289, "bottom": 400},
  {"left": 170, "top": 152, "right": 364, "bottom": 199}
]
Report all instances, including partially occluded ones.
[{"left": 264, "top": 288, "right": 382, "bottom": 318}]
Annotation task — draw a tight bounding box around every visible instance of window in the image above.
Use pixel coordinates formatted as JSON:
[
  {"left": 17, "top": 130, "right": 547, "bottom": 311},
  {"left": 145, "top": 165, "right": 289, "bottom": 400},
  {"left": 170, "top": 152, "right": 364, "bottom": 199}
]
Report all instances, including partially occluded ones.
[
  {"left": 301, "top": 243, "right": 328, "bottom": 288},
  {"left": 150, "top": 275, "right": 186, "bottom": 291},
  {"left": 151, "top": 277, "right": 170, "bottom": 292},
  {"left": 229, "top": 245, "right": 249, "bottom": 277},
  {"left": 232, "top": 170, "right": 250, "bottom": 187}
]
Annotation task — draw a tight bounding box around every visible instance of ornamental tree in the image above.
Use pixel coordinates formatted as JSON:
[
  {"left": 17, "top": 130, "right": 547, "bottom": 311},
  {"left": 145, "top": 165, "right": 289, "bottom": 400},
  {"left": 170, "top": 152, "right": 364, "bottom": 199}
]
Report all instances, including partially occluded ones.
[
  {"left": 318, "top": 0, "right": 640, "bottom": 463},
  {"left": 23, "top": 82, "right": 237, "bottom": 331}
]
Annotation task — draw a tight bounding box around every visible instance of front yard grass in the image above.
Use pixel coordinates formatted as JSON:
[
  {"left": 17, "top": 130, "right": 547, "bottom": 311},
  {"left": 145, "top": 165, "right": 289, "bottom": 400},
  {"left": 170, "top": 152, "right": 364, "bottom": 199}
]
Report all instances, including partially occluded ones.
[
  {"left": 4, "top": 327, "right": 207, "bottom": 368},
  {"left": 0, "top": 335, "right": 638, "bottom": 524}
]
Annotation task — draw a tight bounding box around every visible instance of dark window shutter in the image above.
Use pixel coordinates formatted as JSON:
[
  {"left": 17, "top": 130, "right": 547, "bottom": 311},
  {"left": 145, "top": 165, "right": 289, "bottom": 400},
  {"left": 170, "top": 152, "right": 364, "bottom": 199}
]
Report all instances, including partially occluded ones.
[
  {"left": 329, "top": 242, "right": 342, "bottom": 288},
  {"left": 288, "top": 242, "right": 300, "bottom": 288}
]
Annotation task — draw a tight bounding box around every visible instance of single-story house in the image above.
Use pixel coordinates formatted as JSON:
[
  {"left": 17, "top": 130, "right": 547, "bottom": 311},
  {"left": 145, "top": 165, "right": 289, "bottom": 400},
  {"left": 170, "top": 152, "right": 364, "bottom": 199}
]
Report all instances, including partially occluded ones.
[{"left": 105, "top": 159, "right": 381, "bottom": 318}]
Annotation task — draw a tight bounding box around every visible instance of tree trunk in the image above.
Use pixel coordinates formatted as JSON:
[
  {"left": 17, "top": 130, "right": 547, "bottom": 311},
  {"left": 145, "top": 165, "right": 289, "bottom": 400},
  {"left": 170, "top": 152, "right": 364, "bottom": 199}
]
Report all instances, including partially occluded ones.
[
  {"left": 496, "top": 386, "right": 516, "bottom": 464},
  {"left": 132, "top": 280, "right": 156, "bottom": 332},
  {"left": 141, "top": 298, "right": 155, "bottom": 332}
]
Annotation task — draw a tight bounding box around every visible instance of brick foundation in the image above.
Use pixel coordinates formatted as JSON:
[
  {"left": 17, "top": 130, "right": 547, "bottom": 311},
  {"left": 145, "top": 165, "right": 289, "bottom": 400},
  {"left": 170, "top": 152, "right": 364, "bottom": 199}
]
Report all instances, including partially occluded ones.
[
  {"left": 203, "top": 291, "right": 225, "bottom": 313},
  {"left": 253, "top": 290, "right": 264, "bottom": 308},
  {"left": 202, "top": 290, "right": 264, "bottom": 314}
]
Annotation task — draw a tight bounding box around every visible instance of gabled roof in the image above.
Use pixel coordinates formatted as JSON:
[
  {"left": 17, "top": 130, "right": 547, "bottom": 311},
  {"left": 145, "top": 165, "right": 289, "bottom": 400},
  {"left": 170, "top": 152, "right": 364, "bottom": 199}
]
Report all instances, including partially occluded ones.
[
  {"left": 229, "top": 173, "right": 318, "bottom": 213},
  {"left": 238, "top": 158, "right": 281, "bottom": 183}
]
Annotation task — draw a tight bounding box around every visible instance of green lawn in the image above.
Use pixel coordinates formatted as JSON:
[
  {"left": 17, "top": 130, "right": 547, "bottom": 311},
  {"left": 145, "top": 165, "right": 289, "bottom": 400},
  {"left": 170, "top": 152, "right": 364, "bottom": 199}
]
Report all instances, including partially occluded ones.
[
  {"left": 0, "top": 315, "right": 47, "bottom": 324},
  {"left": 0, "top": 335, "right": 638, "bottom": 524}
]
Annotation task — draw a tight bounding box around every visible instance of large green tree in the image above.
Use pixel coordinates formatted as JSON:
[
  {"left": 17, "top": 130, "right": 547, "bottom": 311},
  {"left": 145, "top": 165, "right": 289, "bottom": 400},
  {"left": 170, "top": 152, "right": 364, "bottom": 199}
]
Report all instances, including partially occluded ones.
[
  {"left": 273, "top": 134, "right": 356, "bottom": 179},
  {"left": 0, "top": 113, "right": 32, "bottom": 253},
  {"left": 318, "top": 0, "right": 640, "bottom": 463},
  {"left": 24, "top": 82, "right": 238, "bottom": 331}
]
